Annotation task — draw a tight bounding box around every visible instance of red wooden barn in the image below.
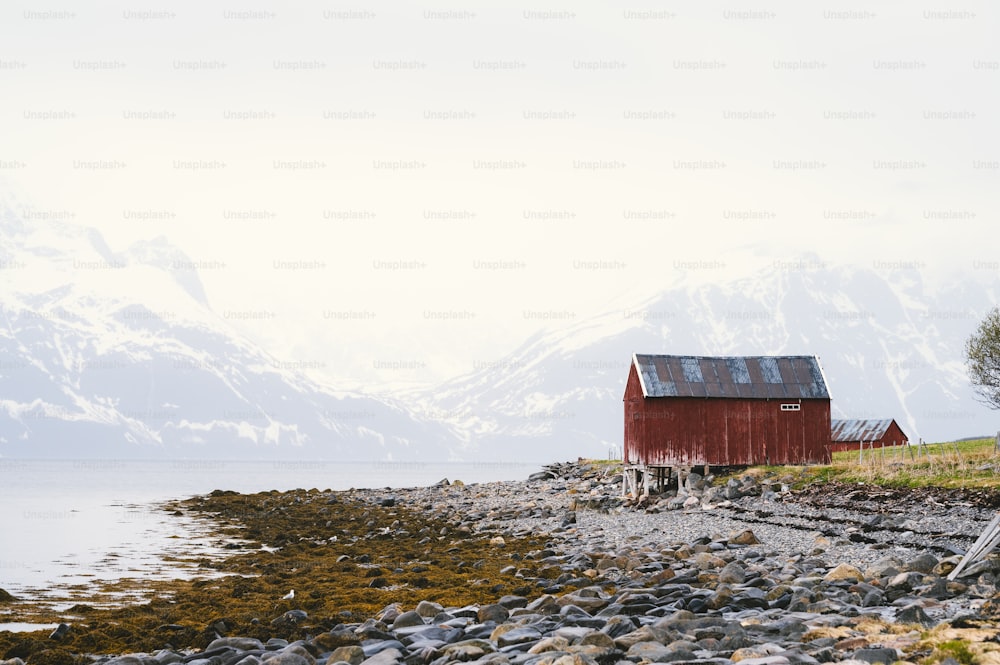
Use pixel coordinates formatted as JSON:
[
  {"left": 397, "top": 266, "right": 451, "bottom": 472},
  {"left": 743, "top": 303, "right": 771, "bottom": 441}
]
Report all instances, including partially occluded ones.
[
  {"left": 623, "top": 353, "right": 832, "bottom": 469},
  {"left": 829, "top": 418, "right": 908, "bottom": 453}
]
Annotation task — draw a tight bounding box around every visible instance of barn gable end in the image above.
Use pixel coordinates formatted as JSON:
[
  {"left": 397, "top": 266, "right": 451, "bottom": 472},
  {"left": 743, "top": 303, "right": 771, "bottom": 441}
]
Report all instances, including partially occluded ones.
[{"left": 829, "top": 418, "right": 908, "bottom": 453}]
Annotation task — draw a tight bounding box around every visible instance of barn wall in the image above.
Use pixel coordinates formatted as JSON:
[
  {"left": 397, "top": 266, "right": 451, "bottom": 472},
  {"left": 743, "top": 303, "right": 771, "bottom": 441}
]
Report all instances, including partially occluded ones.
[{"left": 624, "top": 392, "right": 831, "bottom": 466}]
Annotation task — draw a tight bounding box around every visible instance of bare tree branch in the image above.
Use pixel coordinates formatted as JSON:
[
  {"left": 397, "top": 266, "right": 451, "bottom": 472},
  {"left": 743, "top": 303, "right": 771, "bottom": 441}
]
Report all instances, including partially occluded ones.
[{"left": 966, "top": 306, "right": 1000, "bottom": 410}]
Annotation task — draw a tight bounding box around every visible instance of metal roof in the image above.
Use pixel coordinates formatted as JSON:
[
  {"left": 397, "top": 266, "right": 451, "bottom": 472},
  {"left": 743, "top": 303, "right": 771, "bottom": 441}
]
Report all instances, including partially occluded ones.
[
  {"left": 633, "top": 353, "right": 830, "bottom": 400},
  {"left": 831, "top": 418, "right": 896, "bottom": 442}
]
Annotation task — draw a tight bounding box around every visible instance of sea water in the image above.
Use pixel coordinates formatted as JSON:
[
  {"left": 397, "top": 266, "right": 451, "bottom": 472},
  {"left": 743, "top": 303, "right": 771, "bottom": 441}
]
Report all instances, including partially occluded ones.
[{"left": 0, "top": 458, "right": 538, "bottom": 610}]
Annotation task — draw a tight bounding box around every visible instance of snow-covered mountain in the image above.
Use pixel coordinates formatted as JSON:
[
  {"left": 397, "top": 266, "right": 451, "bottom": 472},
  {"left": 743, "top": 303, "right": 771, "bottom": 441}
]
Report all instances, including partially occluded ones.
[
  {"left": 0, "top": 203, "right": 458, "bottom": 460},
  {"left": 419, "top": 262, "right": 1000, "bottom": 462},
  {"left": 3, "top": 195, "right": 997, "bottom": 463}
]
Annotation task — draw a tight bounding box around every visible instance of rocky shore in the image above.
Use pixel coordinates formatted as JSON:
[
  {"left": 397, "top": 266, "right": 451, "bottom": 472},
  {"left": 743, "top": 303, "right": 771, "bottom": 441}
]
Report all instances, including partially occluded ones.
[{"left": 4, "top": 461, "right": 1000, "bottom": 665}]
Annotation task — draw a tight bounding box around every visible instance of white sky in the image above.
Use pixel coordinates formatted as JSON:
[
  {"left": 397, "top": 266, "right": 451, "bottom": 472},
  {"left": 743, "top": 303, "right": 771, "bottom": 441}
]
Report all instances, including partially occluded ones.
[{"left": 2, "top": 0, "right": 997, "bottom": 388}]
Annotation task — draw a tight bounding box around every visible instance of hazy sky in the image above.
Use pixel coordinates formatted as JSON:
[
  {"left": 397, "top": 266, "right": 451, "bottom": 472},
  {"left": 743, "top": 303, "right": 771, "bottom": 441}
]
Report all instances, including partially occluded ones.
[{"left": 2, "top": 0, "right": 997, "bottom": 387}]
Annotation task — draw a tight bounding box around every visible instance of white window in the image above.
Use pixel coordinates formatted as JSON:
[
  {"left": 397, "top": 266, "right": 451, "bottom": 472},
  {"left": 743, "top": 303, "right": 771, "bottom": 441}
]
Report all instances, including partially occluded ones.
[{"left": 780, "top": 403, "right": 801, "bottom": 411}]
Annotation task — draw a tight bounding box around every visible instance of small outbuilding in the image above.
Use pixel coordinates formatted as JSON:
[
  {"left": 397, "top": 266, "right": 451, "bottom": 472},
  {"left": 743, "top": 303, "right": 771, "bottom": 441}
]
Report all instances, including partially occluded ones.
[
  {"left": 623, "top": 353, "right": 832, "bottom": 496},
  {"left": 829, "top": 418, "right": 908, "bottom": 453}
]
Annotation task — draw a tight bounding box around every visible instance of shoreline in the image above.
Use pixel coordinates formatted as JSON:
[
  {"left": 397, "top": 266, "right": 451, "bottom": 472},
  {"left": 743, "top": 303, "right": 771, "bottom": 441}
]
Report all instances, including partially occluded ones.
[{"left": 3, "top": 462, "right": 1000, "bottom": 664}]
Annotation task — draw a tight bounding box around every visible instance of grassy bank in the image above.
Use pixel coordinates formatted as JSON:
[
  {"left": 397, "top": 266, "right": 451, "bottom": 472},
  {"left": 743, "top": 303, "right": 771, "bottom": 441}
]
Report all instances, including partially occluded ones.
[{"left": 807, "top": 437, "right": 1000, "bottom": 490}]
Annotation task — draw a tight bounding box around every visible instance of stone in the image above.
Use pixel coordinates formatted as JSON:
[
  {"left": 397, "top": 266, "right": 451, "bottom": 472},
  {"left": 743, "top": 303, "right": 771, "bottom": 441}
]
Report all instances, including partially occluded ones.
[
  {"left": 361, "top": 640, "right": 405, "bottom": 657},
  {"left": 903, "top": 553, "right": 938, "bottom": 574},
  {"left": 823, "top": 564, "right": 863, "bottom": 583},
  {"left": 271, "top": 610, "right": 308, "bottom": 627},
  {"left": 497, "top": 626, "right": 543, "bottom": 648},
  {"left": 730, "top": 530, "right": 759, "bottom": 546},
  {"left": 896, "top": 604, "right": 934, "bottom": 628},
  {"left": 735, "top": 658, "right": 790, "bottom": 665},
  {"left": 317, "top": 628, "right": 361, "bottom": 649},
  {"left": 732, "top": 644, "right": 787, "bottom": 661},
  {"left": 626, "top": 642, "right": 677, "bottom": 662},
  {"left": 693, "top": 552, "right": 726, "bottom": 570},
  {"left": 497, "top": 595, "right": 529, "bottom": 609},
  {"left": 391, "top": 611, "right": 425, "bottom": 630},
  {"left": 48, "top": 623, "right": 70, "bottom": 640},
  {"left": 550, "top": 655, "right": 600, "bottom": 665},
  {"left": 528, "top": 636, "right": 570, "bottom": 654},
  {"left": 207, "top": 637, "right": 266, "bottom": 651},
  {"left": 357, "top": 648, "right": 403, "bottom": 665},
  {"left": 578, "top": 632, "right": 615, "bottom": 649},
  {"left": 234, "top": 656, "right": 263, "bottom": 665},
  {"left": 613, "top": 625, "right": 672, "bottom": 650},
  {"left": 852, "top": 648, "right": 899, "bottom": 665},
  {"left": 327, "top": 647, "right": 365, "bottom": 665},
  {"left": 601, "top": 615, "right": 637, "bottom": 639},
  {"left": 478, "top": 604, "right": 510, "bottom": 623},
  {"left": 260, "top": 653, "right": 312, "bottom": 665},
  {"left": 444, "top": 639, "right": 496, "bottom": 660},
  {"left": 864, "top": 557, "right": 903, "bottom": 580},
  {"left": 525, "top": 595, "right": 559, "bottom": 614},
  {"left": 415, "top": 600, "right": 444, "bottom": 618},
  {"left": 719, "top": 562, "right": 746, "bottom": 584}
]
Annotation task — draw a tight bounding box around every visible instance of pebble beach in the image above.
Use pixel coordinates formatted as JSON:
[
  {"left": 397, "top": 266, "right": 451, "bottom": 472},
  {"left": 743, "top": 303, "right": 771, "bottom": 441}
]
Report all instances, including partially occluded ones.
[{"left": 3, "top": 461, "right": 1000, "bottom": 665}]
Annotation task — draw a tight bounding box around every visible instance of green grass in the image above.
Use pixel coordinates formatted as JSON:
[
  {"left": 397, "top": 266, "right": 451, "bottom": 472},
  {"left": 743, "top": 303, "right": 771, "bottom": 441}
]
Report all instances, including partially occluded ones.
[
  {"left": 804, "top": 437, "right": 1000, "bottom": 489},
  {"left": 927, "top": 639, "right": 978, "bottom": 665}
]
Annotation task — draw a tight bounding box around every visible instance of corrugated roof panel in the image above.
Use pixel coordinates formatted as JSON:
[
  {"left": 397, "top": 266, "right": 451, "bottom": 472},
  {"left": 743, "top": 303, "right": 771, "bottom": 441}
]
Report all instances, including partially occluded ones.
[
  {"left": 720, "top": 382, "right": 739, "bottom": 397},
  {"left": 700, "top": 358, "right": 721, "bottom": 384},
  {"left": 831, "top": 418, "right": 893, "bottom": 442},
  {"left": 768, "top": 382, "right": 789, "bottom": 399},
  {"left": 681, "top": 357, "right": 704, "bottom": 383},
  {"left": 654, "top": 357, "right": 670, "bottom": 385},
  {"left": 759, "top": 357, "right": 782, "bottom": 383},
  {"left": 666, "top": 356, "right": 689, "bottom": 395},
  {"left": 777, "top": 357, "right": 796, "bottom": 385},
  {"left": 634, "top": 354, "right": 831, "bottom": 400},
  {"left": 727, "top": 357, "right": 751, "bottom": 383}
]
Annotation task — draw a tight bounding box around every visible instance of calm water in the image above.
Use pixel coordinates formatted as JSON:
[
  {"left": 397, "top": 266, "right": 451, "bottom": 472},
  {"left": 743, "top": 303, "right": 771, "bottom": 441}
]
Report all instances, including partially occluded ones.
[{"left": 0, "top": 459, "right": 539, "bottom": 608}]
